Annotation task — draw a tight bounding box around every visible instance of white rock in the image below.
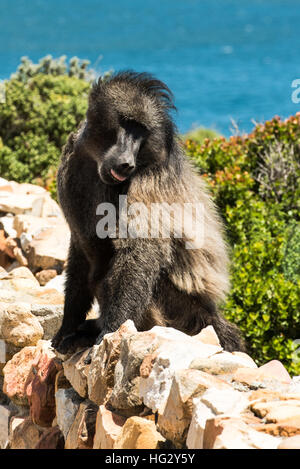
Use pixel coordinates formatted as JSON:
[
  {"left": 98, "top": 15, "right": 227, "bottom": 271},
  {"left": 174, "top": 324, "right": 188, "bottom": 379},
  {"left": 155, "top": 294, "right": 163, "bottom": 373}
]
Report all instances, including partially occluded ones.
[
  {"left": 0, "top": 193, "right": 37, "bottom": 215},
  {"left": 204, "top": 417, "right": 281, "bottom": 449},
  {"left": 0, "top": 178, "right": 10, "bottom": 188},
  {"left": 194, "top": 325, "right": 221, "bottom": 347},
  {"left": 43, "top": 272, "right": 65, "bottom": 294},
  {"left": 31, "top": 195, "right": 64, "bottom": 219},
  {"left": 13, "top": 214, "right": 52, "bottom": 238},
  {"left": 201, "top": 387, "right": 250, "bottom": 415},
  {"left": 20, "top": 232, "right": 32, "bottom": 251},
  {"left": 0, "top": 215, "right": 17, "bottom": 238},
  {"left": 186, "top": 398, "right": 215, "bottom": 449},
  {"left": 30, "top": 304, "right": 64, "bottom": 340},
  {"left": 139, "top": 326, "right": 222, "bottom": 414},
  {"left": 26, "top": 224, "right": 70, "bottom": 271}
]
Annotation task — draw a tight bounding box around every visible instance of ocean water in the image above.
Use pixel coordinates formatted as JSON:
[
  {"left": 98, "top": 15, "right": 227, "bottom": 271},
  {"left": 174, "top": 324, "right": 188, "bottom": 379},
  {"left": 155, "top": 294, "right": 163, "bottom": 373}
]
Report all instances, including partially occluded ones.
[{"left": 1, "top": 0, "right": 300, "bottom": 135}]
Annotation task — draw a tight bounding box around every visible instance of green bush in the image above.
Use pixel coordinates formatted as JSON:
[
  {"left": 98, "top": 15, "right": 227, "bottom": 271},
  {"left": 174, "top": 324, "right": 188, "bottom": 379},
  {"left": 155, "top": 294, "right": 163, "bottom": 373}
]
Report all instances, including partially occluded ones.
[
  {"left": 0, "top": 56, "right": 93, "bottom": 196},
  {"left": 185, "top": 115, "right": 300, "bottom": 374},
  {"left": 182, "top": 127, "right": 221, "bottom": 145}
]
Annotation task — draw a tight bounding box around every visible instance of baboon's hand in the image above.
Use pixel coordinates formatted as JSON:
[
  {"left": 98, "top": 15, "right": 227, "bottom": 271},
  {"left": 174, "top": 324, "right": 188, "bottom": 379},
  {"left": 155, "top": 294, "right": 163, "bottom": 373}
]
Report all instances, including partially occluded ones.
[
  {"left": 52, "top": 330, "right": 96, "bottom": 355},
  {"left": 51, "top": 329, "right": 66, "bottom": 350}
]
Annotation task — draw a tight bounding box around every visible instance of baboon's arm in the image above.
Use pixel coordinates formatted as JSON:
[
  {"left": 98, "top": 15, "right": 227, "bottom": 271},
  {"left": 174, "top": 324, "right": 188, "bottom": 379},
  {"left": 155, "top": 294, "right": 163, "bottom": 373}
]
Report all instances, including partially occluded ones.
[
  {"left": 96, "top": 240, "right": 167, "bottom": 338},
  {"left": 52, "top": 239, "right": 93, "bottom": 348}
]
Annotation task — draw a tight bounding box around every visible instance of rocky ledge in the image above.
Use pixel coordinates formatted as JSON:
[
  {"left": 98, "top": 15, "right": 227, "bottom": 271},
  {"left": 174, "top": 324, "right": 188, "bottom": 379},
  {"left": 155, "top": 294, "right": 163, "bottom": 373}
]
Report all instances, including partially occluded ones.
[
  {"left": 0, "top": 178, "right": 300, "bottom": 450},
  {"left": 0, "top": 321, "right": 299, "bottom": 450}
]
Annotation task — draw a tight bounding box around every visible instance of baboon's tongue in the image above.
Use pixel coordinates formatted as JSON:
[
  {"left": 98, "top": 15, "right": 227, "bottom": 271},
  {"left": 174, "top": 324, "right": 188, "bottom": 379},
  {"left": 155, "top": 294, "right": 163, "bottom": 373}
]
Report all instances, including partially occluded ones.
[{"left": 111, "top": 169, "right": 127, "bottom": 182}]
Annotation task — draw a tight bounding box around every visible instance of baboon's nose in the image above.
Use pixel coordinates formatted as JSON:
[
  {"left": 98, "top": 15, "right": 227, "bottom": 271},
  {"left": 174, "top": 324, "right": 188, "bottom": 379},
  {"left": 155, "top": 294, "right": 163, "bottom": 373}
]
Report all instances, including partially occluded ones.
[
  {"left": 120, "top": 161, "right": 135, "bottom": 171},
  {"left": 117, "top": 155, "right": 135, "bottom": 174}
]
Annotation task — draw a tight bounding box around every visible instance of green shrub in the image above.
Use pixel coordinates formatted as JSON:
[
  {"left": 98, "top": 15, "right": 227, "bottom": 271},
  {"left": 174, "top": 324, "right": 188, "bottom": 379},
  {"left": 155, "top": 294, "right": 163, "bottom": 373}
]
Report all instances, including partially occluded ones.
[
  {"left": 185, "top": 115, "right": 300, "bottom": 374},
  {"left": 182, "top": 127, "right": 221, "bottom": 145},
  {"left": 0, "top": 56, "right": 93, "bottom": 195}
]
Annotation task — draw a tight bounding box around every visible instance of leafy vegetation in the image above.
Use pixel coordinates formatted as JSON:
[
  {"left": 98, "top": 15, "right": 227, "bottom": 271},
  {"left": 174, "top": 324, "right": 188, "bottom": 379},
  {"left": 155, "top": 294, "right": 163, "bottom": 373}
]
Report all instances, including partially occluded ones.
[
  {"left": 185, "top": 115, "right": 300, "bottom": 374},
  {"left": 182, "top": 127, "right": 221, "bottom": 144},
  {"left": 0, "top": 56, "right": 93, "bottom": 197}
]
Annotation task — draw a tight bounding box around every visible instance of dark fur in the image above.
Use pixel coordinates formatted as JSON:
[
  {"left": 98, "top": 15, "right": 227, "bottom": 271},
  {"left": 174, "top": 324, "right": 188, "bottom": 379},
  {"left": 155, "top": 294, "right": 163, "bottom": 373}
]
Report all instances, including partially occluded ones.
[{"left": 52, "top": 71, "right": 243, "bottom": 354}]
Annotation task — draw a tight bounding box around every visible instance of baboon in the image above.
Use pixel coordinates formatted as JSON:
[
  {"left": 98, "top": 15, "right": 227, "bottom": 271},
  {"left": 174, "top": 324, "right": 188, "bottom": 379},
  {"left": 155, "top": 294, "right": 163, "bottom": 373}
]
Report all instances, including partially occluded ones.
[{"left": 52, "top": 71, "right": 243, "bottom": 355}]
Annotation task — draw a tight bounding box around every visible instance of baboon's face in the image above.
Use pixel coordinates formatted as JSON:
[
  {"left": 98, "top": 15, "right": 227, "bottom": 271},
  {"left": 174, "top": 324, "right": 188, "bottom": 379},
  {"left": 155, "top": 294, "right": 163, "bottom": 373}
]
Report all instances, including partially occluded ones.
[
  {"left": 98, "top": 118, "right": 148, "bottom": 185},
  {"left": 82, "top": 114, "right": 149, "bottom": 186}
]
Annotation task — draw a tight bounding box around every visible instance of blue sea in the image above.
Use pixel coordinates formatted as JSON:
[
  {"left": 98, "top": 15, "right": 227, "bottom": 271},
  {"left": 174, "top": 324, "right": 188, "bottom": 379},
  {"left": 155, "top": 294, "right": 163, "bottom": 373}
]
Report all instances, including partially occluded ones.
[{"left": 1, "top": 0, "right": 300, "bottom": 135}]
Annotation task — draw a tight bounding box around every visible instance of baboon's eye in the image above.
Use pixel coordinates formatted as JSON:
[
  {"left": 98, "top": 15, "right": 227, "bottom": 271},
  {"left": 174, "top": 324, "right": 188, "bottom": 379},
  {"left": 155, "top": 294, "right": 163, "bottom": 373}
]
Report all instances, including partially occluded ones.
[
  {"left": 102, "top": 128, "right": 117, "bottom": 144},
  {"left": 119, "top": 117, "right": 148, "bottom": 139}
]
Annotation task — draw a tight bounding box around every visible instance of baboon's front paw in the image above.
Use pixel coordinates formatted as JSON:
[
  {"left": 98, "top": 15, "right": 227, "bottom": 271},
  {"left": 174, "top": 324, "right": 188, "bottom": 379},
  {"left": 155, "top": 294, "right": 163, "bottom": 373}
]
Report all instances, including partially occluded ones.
[
  {"left": 51, "top": 331, "right": 65, "bottom": 350},
  {"left": 55, "top": 331, "right": 97, "bottom": 355}
]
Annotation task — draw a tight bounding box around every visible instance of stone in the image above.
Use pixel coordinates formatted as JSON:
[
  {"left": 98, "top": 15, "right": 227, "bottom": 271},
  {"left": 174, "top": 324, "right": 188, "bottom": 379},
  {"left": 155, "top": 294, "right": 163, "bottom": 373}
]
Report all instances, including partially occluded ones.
[
  {"left": 0, "top": 193, "right": 38, "bottom": 215},
  {"left": 2, "top": 266, "right": 40, "bottom": 293},
  {"left": 277, "top": 435, "right": 300, "bottom": 449},
  {"left": 35, "top": 269, "right": 57, "bottom": 286},
  {"left": 63, "top": 349, "right": 91, "bottom": 398},
  {"left": 233, "top": 366, "right": 290, "bottom": 390},
  {"left": 1, "top": 302, "right": 44, "bottom": 347},
  {"left": 55, "top": 369, "right": 71, "bottom": 394},
  {"left": 13, "top": 214, "right": 52, "bottom": 238},
  {"left": 190, "top": 351, "right": 257, "bottom": 376},
  {"left": 30, "top": 304, "right": 63, "bottom": 340},
  {"left": 0, "top": 215, "right": 17, "bottom": 239},
  {"left": 26, "top": 224, "right": 70, "bottom": 272},
  {"left": 88, "top": 320, "right": 137, "bottom": 406},
  {"left": 31, "top": 194, "right": 63, "bottom": 219},
  {"left": 249, "top": 389, "right": 282, "bottom": 402},
  {"left": 0, "top": 265, "right": 64, "bottom": 306},
  {"left": 9, "top": 417, "right": 46, "bottom": 449},
  {"left": 265, "top": 404, "right": 300, "bottom": 423},
  {"left": 35, "top": 426, "right": 65, "bottom": 449},
  {"left": 0, "top": 405, "right": 9, "bottom": 449},
  {"left": 93, "top": 405, "right": 126, "bottom": 449},
  {"left": 232, "top": 352, "right": 257, "bottom": 368},
  {"left": 157, "top": 370, "right": 231, "bottom": 446},
  {"left": 289, "top": 377, "right": 300, "bottom": 394},
  {"left": 203, "top": 416, "right": 281, "bottom": 449},
  {"left": 25, "top": 340, "right": 62, "bottom": 427},
  {"left": 6, "top": 181, "right": 46, "bottom": 196},
  {"left": 251, "top": 400, "right": 300, "bottom": 421},
  {"left": 43, "top": 272, "right": 65, "bottom": 293},
  {"left": 20, "top": 232, "right": 32, "bottom": 251},
  {"left": 65, "top": 400, "right": 98, "bottom": 449},
  {"left": 258, "top": 360, "right": 291, "bottom": 384},
  {"left": 3, "top": 346, "right": 37, "bottom": 405},
  {"left": 194, "top": 325, "right": 221, "bottom": 347},
  {"left": 139, "top": 330, "right": 222, "bottom": 414},
  {"left": 201, "top": 387, "right": 250, "bottom": 416},
  {"left": 31, "top": 288, "right": 64, "bottom": 306},
  {"left": 114, "top": 416, "right": 165, "bottom": 449},
  {"left": 109, "top": 329, "right": 164, "bottom": 414},
  {"left": 186, "top": 398, "right": 215, "bottom": 449},
  {"left": 255, "top": 420, "right": 300, "bottom": 437},
  {"left": 55, "top": 388, "right": 83, "bottom": 440}
]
